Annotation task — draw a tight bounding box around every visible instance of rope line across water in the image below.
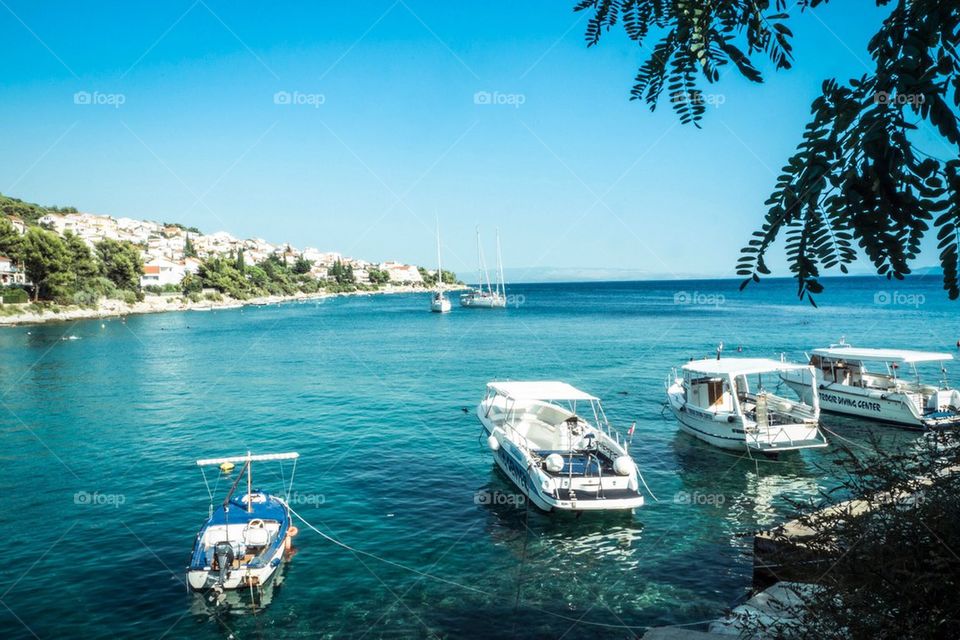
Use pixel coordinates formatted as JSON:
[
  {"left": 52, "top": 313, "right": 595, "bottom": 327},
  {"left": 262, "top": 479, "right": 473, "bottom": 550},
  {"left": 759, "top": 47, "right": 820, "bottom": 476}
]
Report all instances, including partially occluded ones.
[{"left": 286, "top": 505, "right": 719, "bottom": 632}]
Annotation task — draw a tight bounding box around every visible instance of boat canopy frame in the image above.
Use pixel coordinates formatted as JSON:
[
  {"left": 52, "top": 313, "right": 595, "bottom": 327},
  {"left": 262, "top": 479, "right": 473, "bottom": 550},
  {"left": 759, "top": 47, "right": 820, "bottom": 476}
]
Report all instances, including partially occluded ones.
[{"left": 483, "top": 381, "right": 629, "bottom": 452}]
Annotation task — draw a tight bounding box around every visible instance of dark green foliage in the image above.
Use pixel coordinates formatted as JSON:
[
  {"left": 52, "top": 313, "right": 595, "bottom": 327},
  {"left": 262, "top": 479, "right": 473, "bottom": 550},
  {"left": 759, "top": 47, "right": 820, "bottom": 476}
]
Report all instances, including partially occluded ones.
[
  {"left": 751, "top": 433, "right": 960, "bottom": 639},
  {"left": 0, "top": 217, "right": 24, "bottom": 260},
  {"left": 184, "top": 233, "right": 197, "bottom": 258},
  {"left": 180, "top": 273, "right": 203, "bottom": 295},
  {"left": 418, "top": 266, "right": 435, "bottom": 287},
  {"left": 577, "top": 0, "right": 798, "bottom": 127},
  {"left": 327, "top": 259, "right": 355, "bottom": 285},
  {"left": 63, "top": 232, "right": 98, "bottom": 283},
  {"left": 367, "top": 267, "right": 390, "bottom": 284},
  {"left": 578, "top": 1, "right": 960, "bottom": 302},
  {"left": 21, "top": 228, "right": 69, "bottom": 301},
  {"left": 196, "top": 253, "right": 322, "bottom": 299},
  {"left": 95, "top": 238, "right": 144, "bottom": 291},
  {"left": 0, "top": 193, "right": 73, "bottom": 225},
  {"left": 292, "top": 256, "right": 312, "bottom": 275}
]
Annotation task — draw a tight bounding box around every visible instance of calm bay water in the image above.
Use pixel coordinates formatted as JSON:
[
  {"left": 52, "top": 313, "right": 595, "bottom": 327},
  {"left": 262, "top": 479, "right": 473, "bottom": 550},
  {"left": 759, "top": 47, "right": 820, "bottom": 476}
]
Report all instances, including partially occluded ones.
[{"left": 0, "top": 276, "right": 954, "bottom": 639}]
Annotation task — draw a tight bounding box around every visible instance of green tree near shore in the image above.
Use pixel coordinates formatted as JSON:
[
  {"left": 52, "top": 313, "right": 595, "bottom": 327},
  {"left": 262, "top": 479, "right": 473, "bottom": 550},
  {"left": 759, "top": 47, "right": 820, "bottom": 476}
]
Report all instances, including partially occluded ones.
[
  {"left": 21, "top": 228, "right": 69, "bottom": 301},
  {"left": 368, "top": 267, "right": 390, "bottom": 285},
  {"left": 0, "top": 216, "right": 24, "bottom": 260},
  {"left": 328, "top": 259, "right": 354, "bottom": 285},
  {"left": 576, "top": 0, "right": 960, "bottom": 302},
  {"left": 95, "top": 239, "right": 144, "bottom": 291}
]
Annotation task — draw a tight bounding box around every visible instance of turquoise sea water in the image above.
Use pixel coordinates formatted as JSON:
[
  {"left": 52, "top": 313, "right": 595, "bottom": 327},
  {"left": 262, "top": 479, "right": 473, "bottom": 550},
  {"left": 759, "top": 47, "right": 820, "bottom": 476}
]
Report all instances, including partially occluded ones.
[{"left": 0, "top": 276, "right": 954, "bottom": 639}]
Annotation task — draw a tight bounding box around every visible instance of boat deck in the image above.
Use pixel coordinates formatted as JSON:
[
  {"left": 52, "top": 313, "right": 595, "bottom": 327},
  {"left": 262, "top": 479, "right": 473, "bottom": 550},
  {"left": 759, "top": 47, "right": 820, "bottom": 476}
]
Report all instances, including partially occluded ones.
[{"left": 535, "top": 450, "right": 615, "bottom": 477}]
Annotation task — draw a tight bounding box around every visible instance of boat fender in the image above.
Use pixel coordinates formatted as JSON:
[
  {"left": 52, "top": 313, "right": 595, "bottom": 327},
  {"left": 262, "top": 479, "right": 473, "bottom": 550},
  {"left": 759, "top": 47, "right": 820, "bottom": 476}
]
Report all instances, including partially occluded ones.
[
  {"left": 285, "top": 525, "right": 299, "bottom": 551},
  {"left": 612, "top": 456, "right": 635, "bottom": 476},
  {"left": 545, "top": 453, "right": 565, "bottom": 473},
  {"left": 486, "top": 434, "right": 500, "bottom": 452}
]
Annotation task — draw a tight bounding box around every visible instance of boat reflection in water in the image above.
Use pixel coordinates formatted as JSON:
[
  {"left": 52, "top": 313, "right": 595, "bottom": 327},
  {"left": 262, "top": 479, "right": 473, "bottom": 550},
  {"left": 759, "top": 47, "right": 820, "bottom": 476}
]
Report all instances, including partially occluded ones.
[{"left": 189, "top": 557, "right": 294, "bottom": 616}]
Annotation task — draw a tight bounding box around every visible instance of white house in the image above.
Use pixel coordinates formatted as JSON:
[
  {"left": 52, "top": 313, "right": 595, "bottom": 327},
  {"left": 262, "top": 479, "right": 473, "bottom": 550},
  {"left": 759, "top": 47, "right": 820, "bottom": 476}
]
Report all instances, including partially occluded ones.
[
  {"left": 140, "top": 256, "right": 186, "bottom": 288},
  {"left": 0, "top": 255, "right": 27, "bottom": 285}
]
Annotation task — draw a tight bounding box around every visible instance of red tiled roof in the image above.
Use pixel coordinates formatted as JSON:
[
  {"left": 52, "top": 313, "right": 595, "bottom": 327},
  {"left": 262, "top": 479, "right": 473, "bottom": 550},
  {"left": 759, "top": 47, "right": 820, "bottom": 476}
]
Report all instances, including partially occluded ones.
[{"left": 144, "top": 265, "right": 161, "bottom": 274}]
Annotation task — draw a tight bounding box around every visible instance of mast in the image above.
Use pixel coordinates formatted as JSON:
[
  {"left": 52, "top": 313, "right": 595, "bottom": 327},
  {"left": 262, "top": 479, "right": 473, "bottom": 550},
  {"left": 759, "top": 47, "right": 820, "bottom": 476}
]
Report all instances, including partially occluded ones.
[
  {"left": 246, "top": 450, "right": 252, "bottom": 513},
  {"left": 496, "top": 227, "right": 505, "bottom": 298},
  {"left": 475, "top": 226, "right": 483, "bottom": 293},
  {"left": 435, "top": 219, "right": 443, "bottom": 295}
]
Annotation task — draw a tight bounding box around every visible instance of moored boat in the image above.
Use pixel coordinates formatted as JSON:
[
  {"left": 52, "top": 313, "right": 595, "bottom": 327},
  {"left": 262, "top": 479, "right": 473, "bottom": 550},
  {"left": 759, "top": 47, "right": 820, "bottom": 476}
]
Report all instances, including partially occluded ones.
[
  {"left": 186, "top": 452, "right": 299, "bottom": 598},
  {"left": 430, "top": 222, "right": 451, "bottom": 313},
  {"left": 666, "top": 358, "right": 827, "bottom": 453},
  {"left": 780, "top": 342, "right": 960, "bottom": 430},
  {"left": 460, "top": 227, "right": 506, "bottom": 309},
  {"left": 477, "top": 381, "right": 645, "bottom": 512}
]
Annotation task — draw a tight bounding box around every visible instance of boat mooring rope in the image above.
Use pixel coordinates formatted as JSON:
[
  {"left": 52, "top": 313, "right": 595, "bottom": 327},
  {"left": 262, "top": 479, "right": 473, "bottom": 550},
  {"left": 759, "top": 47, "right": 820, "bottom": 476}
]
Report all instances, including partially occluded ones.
[
  {"left": 285, "top": 504, "right": 721, "bottom": 632},
  {"left": 819, "top": 424, "right": 874, "bottom": 453}
]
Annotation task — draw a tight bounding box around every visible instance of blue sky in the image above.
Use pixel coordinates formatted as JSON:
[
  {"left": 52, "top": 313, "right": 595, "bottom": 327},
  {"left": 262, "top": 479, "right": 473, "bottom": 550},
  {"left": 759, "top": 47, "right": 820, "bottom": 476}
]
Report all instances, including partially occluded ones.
[{"left": 0, "top": 1, "right": 947, "bottom": 280}]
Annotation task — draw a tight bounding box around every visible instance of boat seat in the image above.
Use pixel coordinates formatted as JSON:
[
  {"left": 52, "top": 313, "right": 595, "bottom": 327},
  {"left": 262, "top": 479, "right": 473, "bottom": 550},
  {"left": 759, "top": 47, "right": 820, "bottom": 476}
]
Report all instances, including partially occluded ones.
[{"left": 244, "top": 525, "right": 270, "bottom": 547}]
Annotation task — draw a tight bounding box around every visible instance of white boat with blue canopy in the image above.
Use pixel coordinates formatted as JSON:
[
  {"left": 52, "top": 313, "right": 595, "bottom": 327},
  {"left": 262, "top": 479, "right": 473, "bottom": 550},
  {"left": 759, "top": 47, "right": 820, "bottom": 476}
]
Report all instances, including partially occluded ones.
[
  {"left": 186, "top": 452, "right": 299, "bottom": 599},
  {"left": 780, "top": 342, "right": 960, "bottom": 429},
  {"left": 477, "top": 381, "right": 645, "bottom": 512},
  {"left": 666, "top": 358, "right": 827, "bottom": 453}
]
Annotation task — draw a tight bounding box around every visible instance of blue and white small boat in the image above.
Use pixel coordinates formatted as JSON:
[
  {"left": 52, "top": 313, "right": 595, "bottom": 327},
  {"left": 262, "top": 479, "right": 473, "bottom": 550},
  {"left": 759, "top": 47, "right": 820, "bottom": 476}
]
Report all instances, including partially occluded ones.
[{"left": 186, "top": 452, "right": 299, "bottom": 596}]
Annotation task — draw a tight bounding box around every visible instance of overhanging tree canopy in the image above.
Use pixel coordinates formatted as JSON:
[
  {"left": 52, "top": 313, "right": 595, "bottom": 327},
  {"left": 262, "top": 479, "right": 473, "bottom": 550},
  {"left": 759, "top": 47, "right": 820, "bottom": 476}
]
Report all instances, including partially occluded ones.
[{"left": 576, "top": 0, "right": 960, "bottom": 303}]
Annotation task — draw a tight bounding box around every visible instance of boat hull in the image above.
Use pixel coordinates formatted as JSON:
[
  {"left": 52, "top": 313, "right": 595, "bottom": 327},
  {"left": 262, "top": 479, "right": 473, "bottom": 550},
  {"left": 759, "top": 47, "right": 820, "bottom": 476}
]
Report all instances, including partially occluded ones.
[
  {"left": 780, "top": 376, "right": 960, "bottom": 430},
  {"left": 460, "top": 294, "right": 506, "bottom": 309},
  {"left": 476, "top": 403, "right": 644, "bottom": 512},
  {"left": 666, "top": 383, "right": 827, "bottom": 453}
]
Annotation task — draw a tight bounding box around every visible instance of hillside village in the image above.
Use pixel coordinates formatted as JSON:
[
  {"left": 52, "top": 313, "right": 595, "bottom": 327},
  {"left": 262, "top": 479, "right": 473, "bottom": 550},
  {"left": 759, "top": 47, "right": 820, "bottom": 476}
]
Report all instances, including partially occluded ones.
[{"left": 1, "top": 208, "right": 426, "bottom": 290}]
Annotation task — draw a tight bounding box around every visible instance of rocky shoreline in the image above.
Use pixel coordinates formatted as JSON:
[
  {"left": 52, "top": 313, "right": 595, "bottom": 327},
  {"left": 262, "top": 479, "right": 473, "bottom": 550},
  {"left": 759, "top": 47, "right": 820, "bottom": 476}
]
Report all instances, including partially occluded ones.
[{"left": 0, "top": 284, "right": 466, "bottom": 327}]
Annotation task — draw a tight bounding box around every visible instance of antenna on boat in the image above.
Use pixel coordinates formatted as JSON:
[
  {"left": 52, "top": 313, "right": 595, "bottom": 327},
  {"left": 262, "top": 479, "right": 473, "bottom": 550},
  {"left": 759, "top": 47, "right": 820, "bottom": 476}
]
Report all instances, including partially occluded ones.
[{"left": 716, "top": 341, "right": 724, "bottom": 360}]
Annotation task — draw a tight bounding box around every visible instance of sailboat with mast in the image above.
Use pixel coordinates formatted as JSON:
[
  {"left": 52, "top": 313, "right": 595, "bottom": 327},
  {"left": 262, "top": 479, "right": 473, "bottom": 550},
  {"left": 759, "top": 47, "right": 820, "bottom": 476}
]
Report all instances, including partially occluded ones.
[
  {"left": 460, "top": 227, "right": 506, "bottom": 309},
  {"left": 430, "top": 222, "right": 451, "bottom": 313},
  {"left": 186, "top": 451, "right": 299, "bottom": 598}
]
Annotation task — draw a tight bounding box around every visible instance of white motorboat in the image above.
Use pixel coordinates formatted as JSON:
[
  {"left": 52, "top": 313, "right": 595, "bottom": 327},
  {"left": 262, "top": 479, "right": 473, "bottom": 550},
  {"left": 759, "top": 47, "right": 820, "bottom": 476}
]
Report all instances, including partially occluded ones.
[
  {"left": 460, "top": 227, "right": 506, "bottom": 309},
  {"left": 666, "top": 358, "right": 828, "bottom": 453},
  {"left": 430, "top": 222, "right": 451, "bottom": 313},
  {"left": 780, "top": 342, "right": 960, "bottom": 430},
  {"left": 186, "top": 452, "right": 300, "bottom": 597},
  {"left": 477, "top": 381, "right": 645, "bottom": 512}
]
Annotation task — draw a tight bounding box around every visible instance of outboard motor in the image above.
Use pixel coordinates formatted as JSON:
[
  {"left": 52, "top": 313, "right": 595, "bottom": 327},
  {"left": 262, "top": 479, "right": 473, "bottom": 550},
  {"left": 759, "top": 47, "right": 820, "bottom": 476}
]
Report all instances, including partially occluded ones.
[{"left": 214, "top": 541, "right": 234, "bottom": 587}]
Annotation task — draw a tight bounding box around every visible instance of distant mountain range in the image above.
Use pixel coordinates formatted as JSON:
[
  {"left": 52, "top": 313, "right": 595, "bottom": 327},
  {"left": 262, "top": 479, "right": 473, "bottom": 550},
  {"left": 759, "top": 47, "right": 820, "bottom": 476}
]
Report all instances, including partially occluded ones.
[{"left": 502, "top": 265, "right": 946, "bottom": 283}]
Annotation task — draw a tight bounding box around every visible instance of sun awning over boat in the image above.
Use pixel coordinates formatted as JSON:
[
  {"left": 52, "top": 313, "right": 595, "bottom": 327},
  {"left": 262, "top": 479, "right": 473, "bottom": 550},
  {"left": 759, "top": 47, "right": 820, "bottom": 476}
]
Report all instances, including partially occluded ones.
[
  {"left": 811, "top": 347, "right": 954, "bottom": 364},
  {"left": 196, "top": 452, "right": 299, "bottom": 466},
  {"left": 487, "top": 381, "right": 599, "bottom": 402},
  {"left": 681, "top": 358, "right": 811, "bottom": 376}
]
